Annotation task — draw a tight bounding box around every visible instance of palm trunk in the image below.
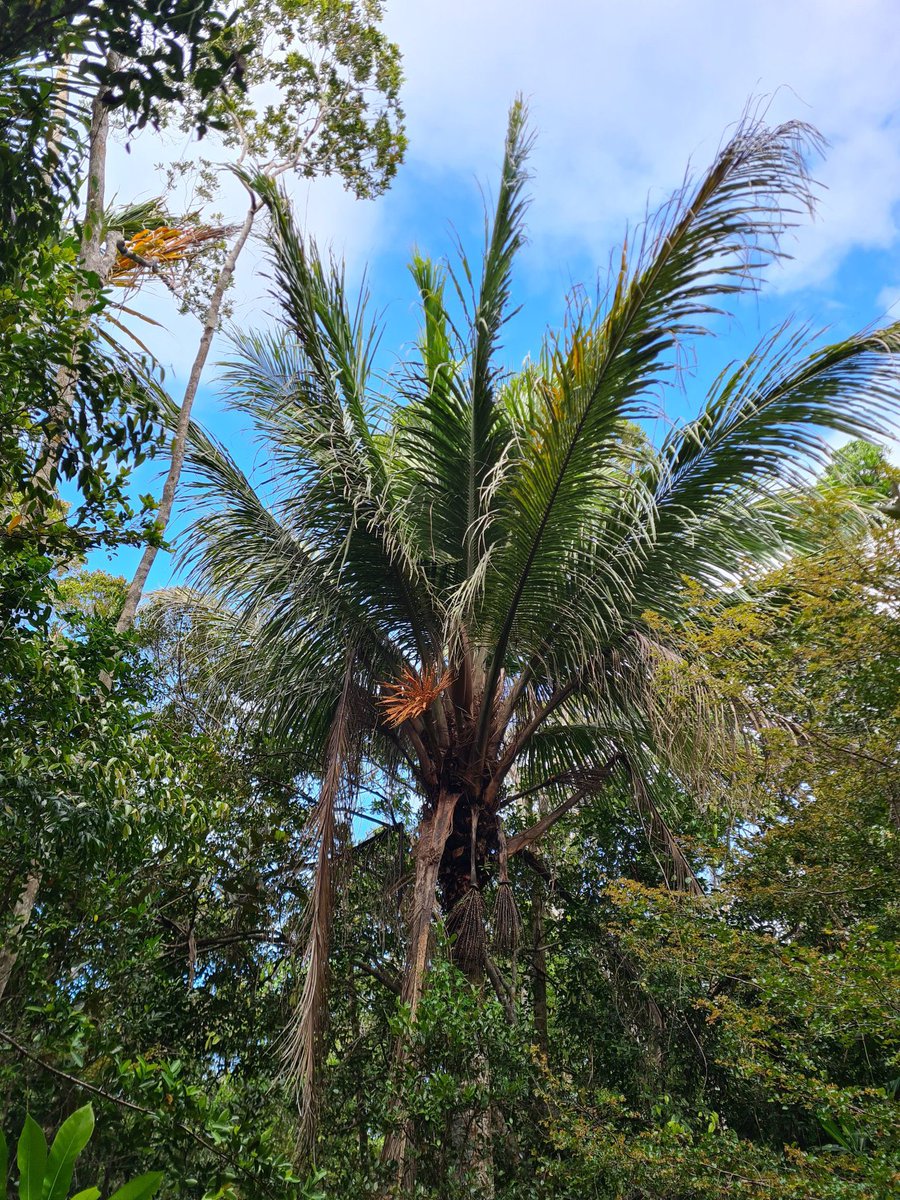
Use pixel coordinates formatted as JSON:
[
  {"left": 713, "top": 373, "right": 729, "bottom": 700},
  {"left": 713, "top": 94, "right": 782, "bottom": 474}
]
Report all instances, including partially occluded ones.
[
  {"left": 0, "top": 871, "right": 40, "bottom": 1002},
  {"left": 381, "top": 789, "right": 502, "bottom": 1198},
  {"left": 379, "top": 792, "right": 457, "bottom": 1196},
  {"left": 403, "top": 793, "right": 459, "bottom": 1017}
]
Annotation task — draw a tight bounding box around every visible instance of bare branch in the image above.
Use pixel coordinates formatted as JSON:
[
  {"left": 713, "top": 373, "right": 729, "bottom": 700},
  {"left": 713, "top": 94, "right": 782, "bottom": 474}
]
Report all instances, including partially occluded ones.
[{"left": 506, "top": 755, "right": 622, "bottom": 856}]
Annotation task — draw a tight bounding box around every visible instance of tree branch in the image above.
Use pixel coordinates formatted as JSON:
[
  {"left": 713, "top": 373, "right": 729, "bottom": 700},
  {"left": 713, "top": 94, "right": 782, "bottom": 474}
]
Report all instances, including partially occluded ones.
[
  {"left": 354, "top": 959, "right": 401, "bottom": 995},
  {"left": 505, "top": 755, "right": 622, "bottom": 856},
  {"left": 114, "top": 238, "right": 179, "bottom": 295}
]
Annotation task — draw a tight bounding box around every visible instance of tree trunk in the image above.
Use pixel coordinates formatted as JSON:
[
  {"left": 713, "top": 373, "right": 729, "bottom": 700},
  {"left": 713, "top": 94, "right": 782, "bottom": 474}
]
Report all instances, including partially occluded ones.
[
  {"left": 449, "top": 1046, "right": 495, "bottom": 1200},
  {"left": 115, "top": 197, "right": 258, "bottom": 633},
  {"left": 0, "top": 872, "right": 40, "bottom": 1002},
  {"left": 379, "top": 792, "right": 457, "bottom": 1197},
  {"left": 531, "top": 878, "right": 549, "bottom": 1056}
]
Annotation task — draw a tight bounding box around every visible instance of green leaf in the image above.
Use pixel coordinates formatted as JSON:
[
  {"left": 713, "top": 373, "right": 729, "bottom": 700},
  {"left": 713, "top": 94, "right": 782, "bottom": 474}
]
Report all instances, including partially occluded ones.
[
  {"left": 17, "top": 1117, "right": 47, "bottom": 1200},
  {"left": 43, "top": 1105, "right": 94, "bottom": 1200},
  {"left": 69, "top": 1190, "right": 100, "bottom": 1200},
  {"left": 106, "top": 1172, "right": 163, "bottom": 1200}
]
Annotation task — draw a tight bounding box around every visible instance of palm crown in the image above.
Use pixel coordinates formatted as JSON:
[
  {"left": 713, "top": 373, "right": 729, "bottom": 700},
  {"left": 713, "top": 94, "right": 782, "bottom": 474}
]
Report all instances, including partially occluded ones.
[{"left": 175, "top": 101, "right": 900, "bottom": 1145}]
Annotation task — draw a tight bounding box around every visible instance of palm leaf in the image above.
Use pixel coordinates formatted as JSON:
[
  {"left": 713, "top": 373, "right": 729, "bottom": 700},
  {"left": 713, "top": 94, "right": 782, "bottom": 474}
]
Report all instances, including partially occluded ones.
[
  {"left": 632, "top": 321, "right": 900, "bottom": 613},
  {"left": 474, "top": 117, "right": 823, "bottom": 754}
]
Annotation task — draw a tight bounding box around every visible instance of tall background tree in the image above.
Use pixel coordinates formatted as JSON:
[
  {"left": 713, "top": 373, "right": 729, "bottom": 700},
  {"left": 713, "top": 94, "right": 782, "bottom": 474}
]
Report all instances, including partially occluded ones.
[{"left": 0, "top": 9, "right": 401, "bottom": 1194}]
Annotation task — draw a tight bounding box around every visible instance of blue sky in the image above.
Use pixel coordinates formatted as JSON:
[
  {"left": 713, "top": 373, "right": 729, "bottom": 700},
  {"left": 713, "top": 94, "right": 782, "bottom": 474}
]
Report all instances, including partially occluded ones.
[{"left": 97, "top": 0, "right": 900, "bottom": 592}]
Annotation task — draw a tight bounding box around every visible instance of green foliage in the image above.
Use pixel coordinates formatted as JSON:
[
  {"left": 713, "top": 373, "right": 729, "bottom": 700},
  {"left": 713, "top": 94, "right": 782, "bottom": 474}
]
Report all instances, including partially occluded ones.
[
  {"left": 192, "top": 0, "right": 406, "bottom": 198},
  {"left": 3, "top": 73, "right": 900, "bottom": 1200},
  {"left": 1, "top": 1106, "right": 161, "bottom": 1200},
  {"left": 0, "top": 3, "right": 249, "bottom": 132},
  {"left": 821, "top": 437, "right": 900, "bottom": 497}
]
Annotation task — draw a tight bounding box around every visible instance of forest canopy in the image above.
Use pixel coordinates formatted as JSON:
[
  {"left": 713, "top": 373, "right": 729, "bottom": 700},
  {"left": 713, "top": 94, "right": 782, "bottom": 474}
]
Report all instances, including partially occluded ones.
[{"left": 1, "top": 7, "right": 898, "bottom": 1200}]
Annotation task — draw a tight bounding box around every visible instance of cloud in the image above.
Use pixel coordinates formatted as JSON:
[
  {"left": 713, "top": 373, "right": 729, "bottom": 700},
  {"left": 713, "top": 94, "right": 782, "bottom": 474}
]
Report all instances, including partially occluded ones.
[
  {"left": 379, "top": 0, "right": 900, "bottom": 293},
  {"left": 104, "top": 0, "right": 900, "bottom": 383}
]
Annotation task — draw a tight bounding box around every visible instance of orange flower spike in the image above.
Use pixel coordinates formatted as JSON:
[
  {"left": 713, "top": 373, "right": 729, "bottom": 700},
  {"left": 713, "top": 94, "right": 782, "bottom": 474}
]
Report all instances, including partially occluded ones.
[{"left": 378, "top": 665, "right": 454, "bottom": 728}]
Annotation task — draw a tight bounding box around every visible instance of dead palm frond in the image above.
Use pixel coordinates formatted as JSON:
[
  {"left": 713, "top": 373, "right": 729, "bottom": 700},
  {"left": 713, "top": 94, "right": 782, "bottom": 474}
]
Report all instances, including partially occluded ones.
[
  {"left": 282, "top": 650, "right": 359, "bottom": 1151},
  {"left": 110, "top": 222, "right": 234, "bottom": 287},
  {"left": 491, "top": 883, "right": 521, "bottom": 956},
  {"left": 492, "top": 817, "right": 522, "bottom": 954},
  {"left": 446, "top": 886, "right": 487, "bottom": 975}
]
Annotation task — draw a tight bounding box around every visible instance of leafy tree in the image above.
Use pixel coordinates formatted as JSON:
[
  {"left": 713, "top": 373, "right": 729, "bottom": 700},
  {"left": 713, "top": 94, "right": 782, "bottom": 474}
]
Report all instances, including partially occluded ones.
[
  {"left": 170, "top": 101, "right": 900, "bottom": 1193},
  {"left": 0, "top": 1, "right": 248, "bottom": 131},
  {"left": 0, "top": 587, "right": 331, "bottom": 1199},
  {"left": 1, "top": 1104, "right": 162, "bottom": 1200},
  {"left": 114, "top": 0, "right": 407, "bottom": 634},
  {"left": 0, "top": 0, "right": 405, "bottom": 1018},
  {"left": 517, "top": 483, "right": 900, "bottom": 1200}
]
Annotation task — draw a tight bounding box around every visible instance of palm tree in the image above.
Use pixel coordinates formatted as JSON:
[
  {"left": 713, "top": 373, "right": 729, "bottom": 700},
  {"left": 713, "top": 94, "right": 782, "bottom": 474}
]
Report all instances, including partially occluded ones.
[{"left": 174, "top": 102, "right": 900, "bottom": 1191}]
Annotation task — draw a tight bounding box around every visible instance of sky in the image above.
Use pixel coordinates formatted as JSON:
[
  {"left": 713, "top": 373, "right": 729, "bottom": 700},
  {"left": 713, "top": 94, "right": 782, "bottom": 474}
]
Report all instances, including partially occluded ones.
[{"left": 98, "top": 0, "right": 900, "bottom": 590}]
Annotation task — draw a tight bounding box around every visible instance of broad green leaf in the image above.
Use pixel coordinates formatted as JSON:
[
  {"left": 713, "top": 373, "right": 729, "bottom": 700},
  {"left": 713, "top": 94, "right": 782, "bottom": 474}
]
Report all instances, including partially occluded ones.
[
  {"left": 42, "top": 1105, "right": 94, "bottom": 1200},
  {"left": 17, "top": 1117, "right": 46, "bottom": 1200},
  {"left": 106, "top": 1172, "right": 163, "bottom": 1200},
  {"left": 69, "top": 1190, "right": 100, "bottom": 1200}
]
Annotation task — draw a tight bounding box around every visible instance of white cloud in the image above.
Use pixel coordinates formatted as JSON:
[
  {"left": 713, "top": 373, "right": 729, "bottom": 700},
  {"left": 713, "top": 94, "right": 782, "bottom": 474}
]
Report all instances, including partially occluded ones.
[
  {"left": 379, "top": 0, "right": 900, "bottom": 294},
  {"left": 103, "top": 0, "right": 900, "bottom": 382}
]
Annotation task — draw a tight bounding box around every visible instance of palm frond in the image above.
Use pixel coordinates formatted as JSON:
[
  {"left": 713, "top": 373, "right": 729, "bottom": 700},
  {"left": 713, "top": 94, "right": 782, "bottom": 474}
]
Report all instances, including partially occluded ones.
[
  {"left": 394, "top": 101, "right": 533, "bottom": 601},
  {"left": 474, "top": 115, "right": 823, "bottom": 753},
  {"left": 283, "top": 650, "right": 359, "bottom": 1150},
  {"left": 181, "top": 418, "right": 409, "bottom": 667},
  {"left": 254, "top": 174, "right": 382, "bottom": 469},
  {"left": 632, "top": 321, "right": 900, "bottom": 612},
  {"left": 462, "top": 96, "right": 533, "bottom": 576},
  {"left": 249, "top": 179, "right": 444, "bottom": 661}
]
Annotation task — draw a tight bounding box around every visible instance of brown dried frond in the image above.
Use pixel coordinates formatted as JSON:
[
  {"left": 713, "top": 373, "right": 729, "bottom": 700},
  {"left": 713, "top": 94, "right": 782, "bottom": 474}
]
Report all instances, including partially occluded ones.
[
  {"left": 378, "top": 664, "right": 453, "bottom": 728},
  {"left": 282, "top": 655, "right": 358, "bottom": 1153}
]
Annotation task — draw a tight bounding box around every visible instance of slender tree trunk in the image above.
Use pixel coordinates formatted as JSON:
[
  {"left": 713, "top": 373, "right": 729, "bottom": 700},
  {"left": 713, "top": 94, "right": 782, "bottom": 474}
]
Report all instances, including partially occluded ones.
[
  {"left": 7, "top": 62, "right": 119, "bottom": 995},
  {"left": 0, "top": 872, "right": 40, "bottom": 1002},
  {"left": 531, "top": 878, "right": 549, "bottom": 1056},
  {"left": 115, "top": 198, "right": 258, "bottom": 633}
]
